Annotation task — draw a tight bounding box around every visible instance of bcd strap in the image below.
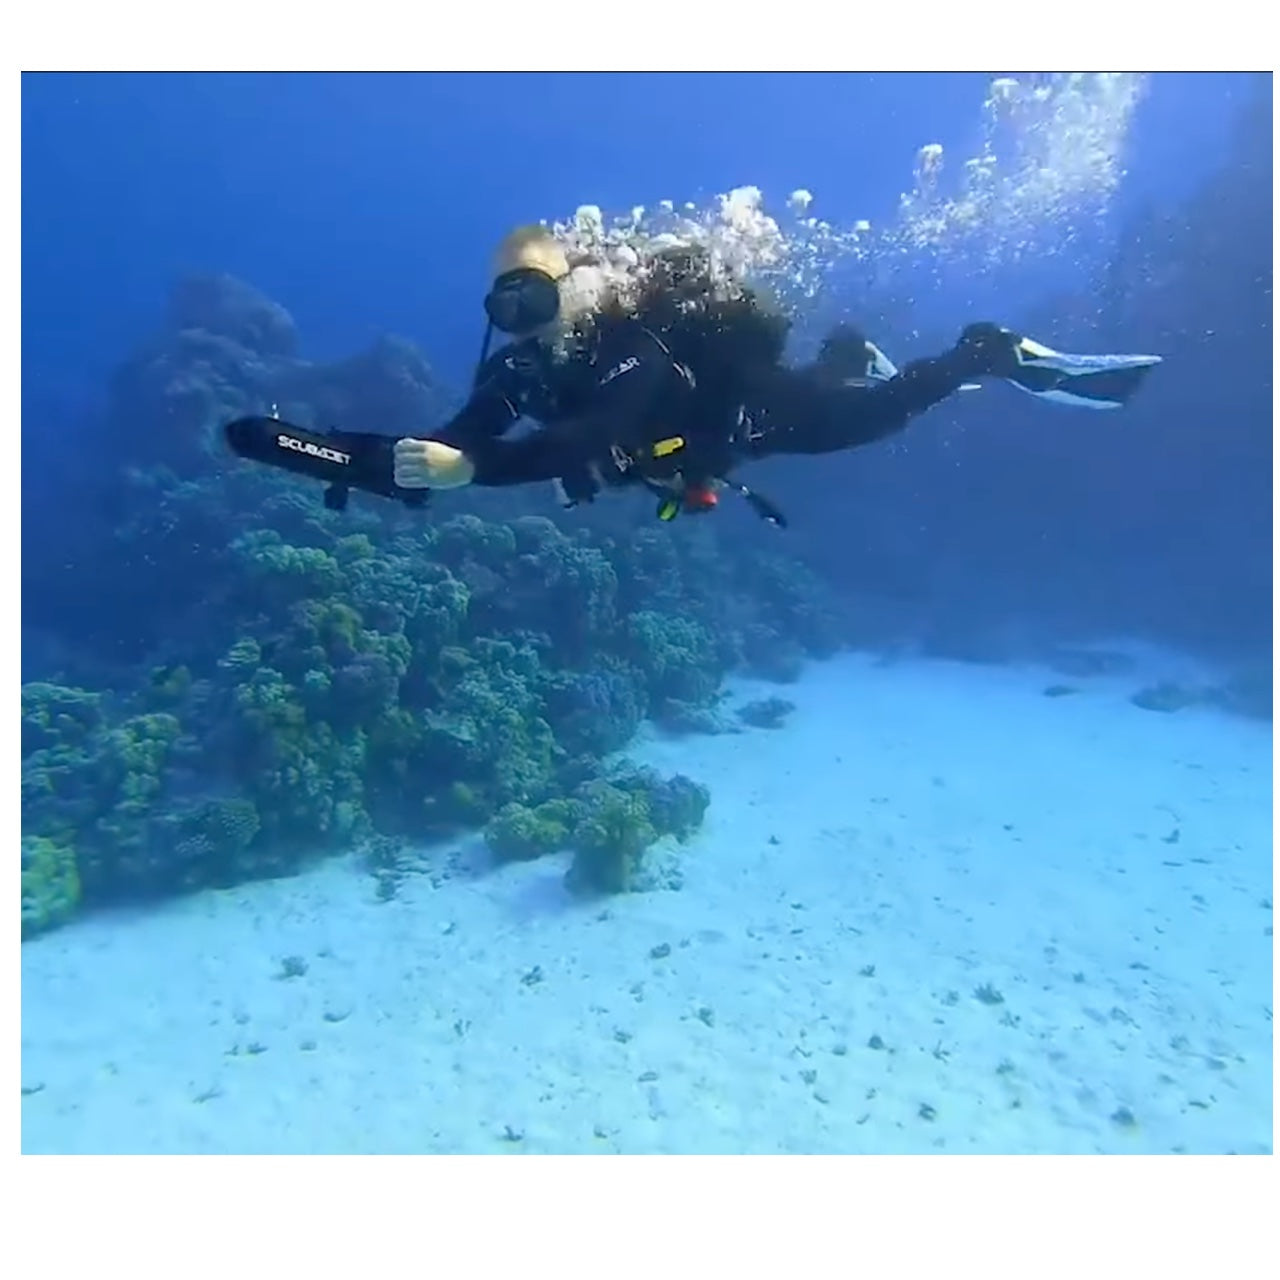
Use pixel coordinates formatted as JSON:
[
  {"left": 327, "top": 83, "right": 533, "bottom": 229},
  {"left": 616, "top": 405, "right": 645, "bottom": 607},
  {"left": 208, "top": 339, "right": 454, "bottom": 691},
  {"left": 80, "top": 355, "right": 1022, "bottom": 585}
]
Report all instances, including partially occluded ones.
[{"left": 620, "top": 431, "right": 786, "bottom": 528}]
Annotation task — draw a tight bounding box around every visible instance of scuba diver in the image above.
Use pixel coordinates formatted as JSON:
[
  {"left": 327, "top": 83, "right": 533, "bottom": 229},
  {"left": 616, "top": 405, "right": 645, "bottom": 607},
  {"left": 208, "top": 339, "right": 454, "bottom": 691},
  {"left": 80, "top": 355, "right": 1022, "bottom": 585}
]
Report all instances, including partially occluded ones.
[{"left": 225, "top": 224, "right": 1161, "bottom": 526}]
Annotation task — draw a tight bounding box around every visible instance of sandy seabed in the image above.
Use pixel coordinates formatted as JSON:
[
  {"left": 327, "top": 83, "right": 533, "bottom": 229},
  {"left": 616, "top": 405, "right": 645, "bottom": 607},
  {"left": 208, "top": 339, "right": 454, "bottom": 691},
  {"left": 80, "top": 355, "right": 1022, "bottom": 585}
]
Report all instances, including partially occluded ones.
[{"left": 21, "top": 650, "right": 1273, "bottom": 1155}]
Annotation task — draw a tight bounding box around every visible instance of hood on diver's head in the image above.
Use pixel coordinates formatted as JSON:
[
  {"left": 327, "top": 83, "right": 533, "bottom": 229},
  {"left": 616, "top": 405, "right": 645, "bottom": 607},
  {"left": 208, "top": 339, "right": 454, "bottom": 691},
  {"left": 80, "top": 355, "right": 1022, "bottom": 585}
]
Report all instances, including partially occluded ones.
[{"left": 491, "top": 225, "right": 570, "bottom": 283}]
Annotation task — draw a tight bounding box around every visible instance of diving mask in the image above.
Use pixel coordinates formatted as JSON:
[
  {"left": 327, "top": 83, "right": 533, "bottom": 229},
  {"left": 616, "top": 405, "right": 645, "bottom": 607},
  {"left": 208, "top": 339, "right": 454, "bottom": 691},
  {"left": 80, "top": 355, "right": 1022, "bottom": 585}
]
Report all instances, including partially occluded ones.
[{"left": 483, "top": 267, "right": 562, "bottom": 335}]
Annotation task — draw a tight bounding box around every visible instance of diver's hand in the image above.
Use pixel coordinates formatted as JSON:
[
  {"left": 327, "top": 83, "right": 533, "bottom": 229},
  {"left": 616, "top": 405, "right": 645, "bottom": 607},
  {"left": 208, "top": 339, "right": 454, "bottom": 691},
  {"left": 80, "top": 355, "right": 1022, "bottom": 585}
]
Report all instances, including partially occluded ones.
[
  {"left": 554, "top": 464, "right": 601, "bottom": 507},
  {"left": 954, "top": 322, "right": 1022, "bottom": 378},
  {"left": 393, "top": 438, "right": 476, "bottom": 490}
]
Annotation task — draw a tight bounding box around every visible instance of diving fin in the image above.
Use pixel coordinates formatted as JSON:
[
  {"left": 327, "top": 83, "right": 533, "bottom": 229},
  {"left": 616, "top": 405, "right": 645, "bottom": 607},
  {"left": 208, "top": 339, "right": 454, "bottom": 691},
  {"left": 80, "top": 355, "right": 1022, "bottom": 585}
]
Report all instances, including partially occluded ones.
[
  {"left": 1003, "top": 336, "right": 1162, "bottom": 409},
  {"left": 737, "top": 484, "right": 787, "bottom": 528},
  {"left": 823, "top": 325, "right": 1159, "bottom": 408}
]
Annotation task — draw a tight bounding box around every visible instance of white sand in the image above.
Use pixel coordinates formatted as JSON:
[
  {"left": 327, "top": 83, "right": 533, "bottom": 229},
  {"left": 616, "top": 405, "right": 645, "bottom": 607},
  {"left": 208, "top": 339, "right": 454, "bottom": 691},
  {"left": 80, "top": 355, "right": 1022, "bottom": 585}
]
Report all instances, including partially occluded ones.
[{"left": 21, "top": 651, "right": 1273, "bottom": 1155}]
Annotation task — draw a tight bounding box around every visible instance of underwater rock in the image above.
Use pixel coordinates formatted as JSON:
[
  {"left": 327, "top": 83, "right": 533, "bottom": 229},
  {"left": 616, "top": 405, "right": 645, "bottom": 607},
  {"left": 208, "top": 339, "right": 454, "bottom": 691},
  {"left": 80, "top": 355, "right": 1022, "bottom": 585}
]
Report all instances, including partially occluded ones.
[
  {"left": 167, "top": 273, "right": 299, "bottom": 358},
  {"left": 1130, "top": 682, "right": 1204, "bottom": 714},
  {"left": 1206, "top": 666, "right": 1273, "bottom": 722},
  {"left": 289, "top": 333, "right": 447, "bottom": 440},
  {"left": 922, "top": 633, "right": 1014, "bottom": 666},
  {"left": 1042, "top": 684, "right": 1079, "bottom": 698},
  {"left": 746, "top": 555, "right": 849, "bottom": 658},
  {"left": 739, "top": 625, "right": 806, "bottom": 684},
  {"left": 654, "top": 699, "right": 735, "bottom": 737},
  {"left": 737, "top": 697, "right": 796, "bottom": 729},
  {"left": 1046, "top": 647, "right": 1136, "bottom": 678}
]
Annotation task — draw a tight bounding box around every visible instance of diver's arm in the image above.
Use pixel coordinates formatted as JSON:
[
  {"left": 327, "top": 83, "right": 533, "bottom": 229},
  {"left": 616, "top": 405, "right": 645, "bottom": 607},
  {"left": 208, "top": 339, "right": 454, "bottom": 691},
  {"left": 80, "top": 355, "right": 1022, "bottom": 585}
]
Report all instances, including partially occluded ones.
[
  {"left": 467, "top": 427, "right": 586, "bottom": 487},
  {"left": 404, "top": 323, "right": 680, "bottom": 490},
  {"left": 430, "top": 383, "right": 520, "bottom": 452},
  {"left": 392, "top": 346, "right": 539, "bottom": 488},
  {"left": 429, "top": 337, "right": 565, "bottom": 452},
  {"left": 431, "top": 393, "right": 518, "bottom": 451},
  {"left": 394, "top": 404, "right": 592, "bottom": 489}
]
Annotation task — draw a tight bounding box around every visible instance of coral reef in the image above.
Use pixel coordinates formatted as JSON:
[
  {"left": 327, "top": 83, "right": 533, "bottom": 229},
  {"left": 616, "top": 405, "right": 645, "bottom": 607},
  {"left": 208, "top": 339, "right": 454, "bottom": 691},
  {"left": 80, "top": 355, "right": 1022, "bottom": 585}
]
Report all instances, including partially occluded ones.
[
  {"left": 21, "top": 836, "right": 81, "bottom": 937},
  {"left": 21, "top": 273, "right": 840, "bottom": 932}
]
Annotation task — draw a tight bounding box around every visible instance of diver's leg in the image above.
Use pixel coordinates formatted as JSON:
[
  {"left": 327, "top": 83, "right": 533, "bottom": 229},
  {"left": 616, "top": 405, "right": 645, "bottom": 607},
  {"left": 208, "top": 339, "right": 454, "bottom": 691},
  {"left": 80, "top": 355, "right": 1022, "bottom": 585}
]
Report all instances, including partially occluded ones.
[
  {"left": 740, "top": 324, "right": 1038, "bottom": 459},
  {"left": 740, "top": 354, "right": 967, "bottom": 457}
]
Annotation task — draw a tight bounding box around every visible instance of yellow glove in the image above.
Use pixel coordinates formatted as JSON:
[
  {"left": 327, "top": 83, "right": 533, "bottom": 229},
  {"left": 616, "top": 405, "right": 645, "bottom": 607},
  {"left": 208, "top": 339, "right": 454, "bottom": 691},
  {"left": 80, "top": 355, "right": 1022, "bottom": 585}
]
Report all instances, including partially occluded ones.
[{"left": 393, "top": 439, "right": 476, "bottom": 490}]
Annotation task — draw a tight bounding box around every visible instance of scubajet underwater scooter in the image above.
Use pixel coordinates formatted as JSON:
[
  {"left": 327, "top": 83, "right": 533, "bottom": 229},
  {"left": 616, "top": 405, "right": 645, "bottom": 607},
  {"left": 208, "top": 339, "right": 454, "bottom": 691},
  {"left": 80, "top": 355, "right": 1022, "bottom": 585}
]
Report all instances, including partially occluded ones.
[
  {"left": 224, "top": 410, "right": 791, "bottom": 528},
  {"left": 223, "top": 410, "right": 429, "bottom": 513}
]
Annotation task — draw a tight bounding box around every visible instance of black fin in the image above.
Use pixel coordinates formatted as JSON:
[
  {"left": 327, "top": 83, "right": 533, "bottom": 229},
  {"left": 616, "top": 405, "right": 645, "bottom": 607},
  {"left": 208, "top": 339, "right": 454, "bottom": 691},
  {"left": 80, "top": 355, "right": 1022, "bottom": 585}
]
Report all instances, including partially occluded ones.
[{"left": 741, "top": 486, "right": 787, "bottom": 528}]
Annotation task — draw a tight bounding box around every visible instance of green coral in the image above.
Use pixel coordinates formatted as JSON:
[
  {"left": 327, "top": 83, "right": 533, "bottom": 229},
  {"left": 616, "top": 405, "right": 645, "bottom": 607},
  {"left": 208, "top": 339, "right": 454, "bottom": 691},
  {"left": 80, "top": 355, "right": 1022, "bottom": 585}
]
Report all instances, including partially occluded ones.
[
  {"left": 21, "top": 683, "right": 103, "bottom": 755},
  {"left": 87, "top": 713, "right": 184, "bottom": 890},
  {"left": 430, "top": 514, "right": 517, "bottom": 569},
  {"left": 485, "top": 517, "right": 619, "bottom": 657},
  {"left": 486, "top": 799, "right": 579, "bottom": 862},
  {"left": 219, "top": 637, "right": 262, "bottom": 672},
  {"left": 565, "top": 781, "right": 659, "bottom": 896},
  {"left": 229, "top": 667, "right": 368, "bottom": 849},
  {"left": 234, "top": 528, "right": 343, "bottom": 599},
  {"left": 146, "top": 664, "right": 193, "bottom": 709},
  {"left": 168, "top": 797, "right": 263, "bottom": 884},
  {"left": 416, "top": 638, "right": 558, "bottom": 827},
  {"left": 625, "top": 611, "right": 725, "bottom": 709},
  {"left": 21, "top": 835, "right": 81, "bottom": 937},
  {"left": 564, "top": 770, "right": 711, "bottom": 895},
  {"left": 22, "top": 697, "right": 192, "bottom": 900},
  {"left": 637, "top": 769, "right": 711, "bottom": 841},
  {"left": 334, "top": 532, "right": 378, "bottom": 566}
]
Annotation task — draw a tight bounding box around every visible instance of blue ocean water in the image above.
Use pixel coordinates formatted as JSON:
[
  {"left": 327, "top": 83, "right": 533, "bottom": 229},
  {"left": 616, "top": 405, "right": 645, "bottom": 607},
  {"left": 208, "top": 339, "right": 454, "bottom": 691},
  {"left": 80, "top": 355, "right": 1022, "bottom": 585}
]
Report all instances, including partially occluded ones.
[{"left": 19, "top": 72, "right": 1272, "bottom": 1155}]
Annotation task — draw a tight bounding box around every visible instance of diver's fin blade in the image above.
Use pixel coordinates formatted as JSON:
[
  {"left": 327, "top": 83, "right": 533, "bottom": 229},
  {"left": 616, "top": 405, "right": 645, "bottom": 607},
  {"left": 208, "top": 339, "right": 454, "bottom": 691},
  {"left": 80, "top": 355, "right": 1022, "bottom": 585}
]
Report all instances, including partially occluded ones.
[
  {"left": 1014, "top": 335, "right": 1163, "bottom": 374},
  {"left": 1005, "top": 364, "right": 1157, "bottom": 408},
  {"left": 1006, "top": 337, "right": 1162, "bottom": 409}
]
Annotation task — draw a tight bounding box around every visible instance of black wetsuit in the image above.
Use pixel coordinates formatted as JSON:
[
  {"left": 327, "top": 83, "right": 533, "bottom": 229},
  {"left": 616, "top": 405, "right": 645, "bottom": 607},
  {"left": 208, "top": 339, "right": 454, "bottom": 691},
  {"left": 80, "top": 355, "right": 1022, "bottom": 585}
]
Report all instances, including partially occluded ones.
[
  {"left": 438, "top": 315, "right": 1005, "bottom": 499},
  {"left": 432, "top": 318, "right": 696, "bottom": 491}
]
